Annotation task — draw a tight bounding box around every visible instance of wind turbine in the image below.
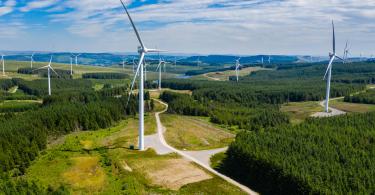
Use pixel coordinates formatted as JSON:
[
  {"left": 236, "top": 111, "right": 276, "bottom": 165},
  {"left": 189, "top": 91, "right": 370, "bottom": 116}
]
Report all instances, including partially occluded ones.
[
  {"left": 1, "top": 54, "right": 5, "bottom": 76},
  {"left": 121, "top": 0, "right": 165, "bottom": 151},
  {"left": 156, "top": 56, "right": 166, "bottom": 90},
  {"left": 72, "top": 54, "right": 81, "bottom": 66},
  {"left": 323, "top": 21, "right": 343, "bottom": 113},
  {"left": 70, "top": 56, "right": 73, "bottom": 75},
  {"left": 197, "top": 57, "right": 201, "bottom": 67},
  {"left": 268, "top": 56, "right": 271, "bottom": 64},
  {"left": 33, "top": 56, "right": 59, "bottom": 96},
  {"left": 29, "top": 53, "right": 35, "bottom": 68},
  {"left": 261, "top": 57, "right": 264, "bottom": 65},
  {"left": 132, "top": 57, "right": 136, "bottom": 73},
  {"left": 343, "top": 41, "right": 350, "bottom": 63},
  {"left": 235, "top": 58, "right": 241, "bottom": 82},
  {"left": 122, "top": 58, "right": 126, "bottom": 70}
]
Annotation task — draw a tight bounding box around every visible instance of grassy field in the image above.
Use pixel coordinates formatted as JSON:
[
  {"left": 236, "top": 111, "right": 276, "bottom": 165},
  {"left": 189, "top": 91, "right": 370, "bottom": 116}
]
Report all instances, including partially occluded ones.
[
  {"left": 2, "top": 60, "right": 125, "bottom": 80},
  {"left": 330, "top": 99, "right": 375, "bottom": 113},
  {"left": 200, "top": 67, "right": 269, "bottom": 81},
  {"left": 27, "top": 116, "right": 245, "bottom": 194},
  {"left": 280, "top": 101, "right": 322, "bottom": 124},
  {"left": 160, "top": 114, "right": 235, "bottom": 150},
  {"left": 149, "top": 88, "right": 192, "bottom": 99}
]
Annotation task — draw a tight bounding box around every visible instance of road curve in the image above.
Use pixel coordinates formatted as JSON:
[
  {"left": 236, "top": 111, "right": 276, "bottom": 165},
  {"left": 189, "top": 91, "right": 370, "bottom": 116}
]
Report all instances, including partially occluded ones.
[
  {"left": 153, "top": 99, "right": 258, "bottom": 195},
  {"left": 311, "top": 98, "right": 346, "bottom": 117}
]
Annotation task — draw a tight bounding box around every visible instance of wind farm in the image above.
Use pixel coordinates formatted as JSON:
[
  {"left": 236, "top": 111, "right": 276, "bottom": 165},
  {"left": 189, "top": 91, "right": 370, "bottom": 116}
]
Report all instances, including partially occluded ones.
[{"left": 0, "top": 0, "right": 375, "bottom": 194}]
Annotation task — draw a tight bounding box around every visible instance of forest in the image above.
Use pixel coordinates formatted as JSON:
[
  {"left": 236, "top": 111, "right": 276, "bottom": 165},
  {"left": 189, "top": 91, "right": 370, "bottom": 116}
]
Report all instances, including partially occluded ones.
[
  {"left": 160, "top": 91, "right": 290, "bottom": 131},
  {"left": 344, "top": 89, "right": 375, "bottom": 104},
  {"left": 82, "top": 72, "right": 129, "bottom": 79},
  {"left": 219, "top": 112, "right": 375, "bottom": 194}
]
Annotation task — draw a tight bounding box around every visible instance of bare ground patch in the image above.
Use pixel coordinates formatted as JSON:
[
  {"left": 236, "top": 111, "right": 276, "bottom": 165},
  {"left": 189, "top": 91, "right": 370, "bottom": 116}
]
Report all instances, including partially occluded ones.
[{"left": 132, "top": 158, "right": 212, "bottom": 190}]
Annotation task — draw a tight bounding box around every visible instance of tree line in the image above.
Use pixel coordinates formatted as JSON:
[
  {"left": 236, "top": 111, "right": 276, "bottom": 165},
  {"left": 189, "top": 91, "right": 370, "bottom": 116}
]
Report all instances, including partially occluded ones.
[
  {"left": 82, "top": 72, "right": 129, "bottom": 79},
  {"left": 344, "top": 89, "right": 375, "bottom": 104}
]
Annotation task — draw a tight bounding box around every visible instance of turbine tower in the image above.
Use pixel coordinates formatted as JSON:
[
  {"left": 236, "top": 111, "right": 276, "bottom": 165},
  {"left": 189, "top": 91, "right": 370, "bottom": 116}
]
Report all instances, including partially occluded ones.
[
  {"left": 132, "top": 57, "right": 136, "bottom": 73},
  {"left": 70, "top": 56, "right": 73, "bottom": 75},
  {"left": 323, "top": 21, "right": 343, "bottom": 113},
  {"left": 1, "top": 54, "right": 5, "bottom": 76},
  {"left": 268, "top": 56, "right": 271, "bottom": 64},
  {"left": 121, "top": 0, "right": 165, "bottom": 151},
  {"left": 29, "top": 53, "right": 35, "bottom": 68},
  {"left": 156, "top": 57, "right": 165, "bottom": 90},
  {"left": 235, "top": 58, "right": 241, "bottom": 82},
  {"left": 33, "top": 56, "right": 59, "bottom": 96}
]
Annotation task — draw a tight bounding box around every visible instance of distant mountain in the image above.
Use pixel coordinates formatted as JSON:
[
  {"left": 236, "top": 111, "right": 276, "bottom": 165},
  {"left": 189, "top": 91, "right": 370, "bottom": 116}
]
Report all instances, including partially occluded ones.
[
  {"left": 184, "top": 55, "right": 300, "bottom": 65},
  {"left": 1, "top": 51, "right": 331, "bottom": 66}
]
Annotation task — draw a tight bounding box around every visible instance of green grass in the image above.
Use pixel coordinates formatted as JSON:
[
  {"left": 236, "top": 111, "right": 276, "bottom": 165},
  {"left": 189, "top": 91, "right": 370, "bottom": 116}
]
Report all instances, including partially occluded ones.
[
  {"left": 205, "top": 66, "right": 270, "bottom": 81},
  {"left": 280, "top": 101, "right": 322, "bottom": 124},
  {"left": 160, "top": 114, "right": 235, "bottom": 150},
  {"left": 26, "top": 116, "right": 245, "bottom": 194},
  {"left": 330, "top": 99, "right": 375, "bottom": 113}
]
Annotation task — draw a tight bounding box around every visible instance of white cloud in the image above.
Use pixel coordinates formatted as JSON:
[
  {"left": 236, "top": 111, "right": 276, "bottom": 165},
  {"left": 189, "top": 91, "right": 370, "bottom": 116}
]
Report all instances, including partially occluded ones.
[
  {"left": 0, "top": 0, "right": 16, "bottom": 16},
  {"left": 1, "top": 0, "right": 375, "bottom": 55},
  {"left": 20, "top": 0, "right": 60, "bottom": 12}
]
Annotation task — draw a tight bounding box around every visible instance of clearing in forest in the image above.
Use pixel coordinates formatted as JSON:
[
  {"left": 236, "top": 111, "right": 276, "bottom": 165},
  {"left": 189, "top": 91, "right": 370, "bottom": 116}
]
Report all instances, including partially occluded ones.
[{"left": 160, "top": 114, "right": 234, "bottom": 150}]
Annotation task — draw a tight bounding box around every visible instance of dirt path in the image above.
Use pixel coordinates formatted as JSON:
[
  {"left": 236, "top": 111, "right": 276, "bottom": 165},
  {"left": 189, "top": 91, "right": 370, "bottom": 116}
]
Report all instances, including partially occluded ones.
[
  {"left": 311, "top": 98, "right": 346, "bottom": 117},
  {"left": 152, "top": 99, "right": 258, "bottom": 195}
]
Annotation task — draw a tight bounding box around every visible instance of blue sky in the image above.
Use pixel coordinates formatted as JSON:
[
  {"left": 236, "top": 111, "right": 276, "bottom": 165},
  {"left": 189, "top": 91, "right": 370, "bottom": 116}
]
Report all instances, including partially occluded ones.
[{"left": 0, "top": 0, "right": 374, "bottom": 56}]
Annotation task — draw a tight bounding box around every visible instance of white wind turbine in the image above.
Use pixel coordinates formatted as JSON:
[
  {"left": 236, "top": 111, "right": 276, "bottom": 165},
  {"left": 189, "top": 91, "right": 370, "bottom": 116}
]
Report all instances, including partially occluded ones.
[
  {"left": 235, "top": 58, "right": 241, "bottom": 82},
  {"left": 268, "top": 56, "right": 271, "bottom": 64},
  {"left": 143, "top": 58, "right": 149, "bottom": 81},
  {"left": 1, "top": 54, "right": 5, "bottom": 76},
  {"left": 70, "top": 56, "right": 73, "bottom": 75},
  {"left": 343, "top": 41, "right": 350, "bottom": 64},
  {"left": 156, "top": 56, "right": 166, "bottom": 90},
  {"left": 34, "top": 56, "right": 59, "bottom": 96},
  {"left": 72, "top": 54, "right": 81, "bottom": 66},
  {"left": 132, "top": 57, "right": 136, "bottom": 73},
  {"left": 29, "top": 53, "right": 35, "bottom": 68},
  {"left": 323, "top": 21, "right": 343, "bottom": 113},
  {"left": 121, "top": 0, "right": 165, "bottom": 151},
  {"left": 122, "top": 58, "right": 126, "bottom": 70}
]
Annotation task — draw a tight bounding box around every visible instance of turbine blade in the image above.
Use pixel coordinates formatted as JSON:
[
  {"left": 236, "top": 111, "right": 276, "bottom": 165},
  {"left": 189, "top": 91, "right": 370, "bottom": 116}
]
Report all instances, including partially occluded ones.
[
  {"left": 120, "top": 0, "right": 145, "bottom": 50},
  {"left": 147, "top": 49, "right": 167, "bottom": 53},
  {"left": 126, "top": 52, "right": 145, "bottom": 107},
  {"left": 335, "top": 55, "right": 343, "bottom": 61},
  {"left": 32, "top": 66, "right": 49, "bottom": 72},
  {"left": 156, "top": 61, "right": 162, "bottom": 71},
  {"left": 332, "top": 21, "right": 335, "bottom": 54},
  {"left": 49, "top": 66, "right": 60, "bottom": 77},
  {"left": 323, "top": 56, "right": 335, "bottom": 80}
]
